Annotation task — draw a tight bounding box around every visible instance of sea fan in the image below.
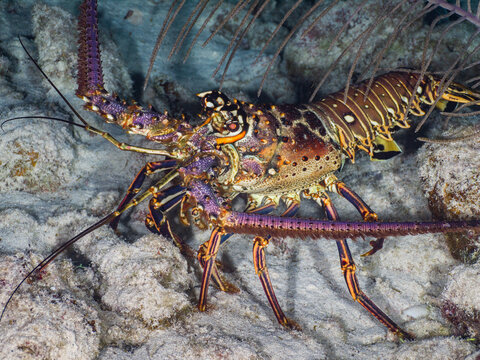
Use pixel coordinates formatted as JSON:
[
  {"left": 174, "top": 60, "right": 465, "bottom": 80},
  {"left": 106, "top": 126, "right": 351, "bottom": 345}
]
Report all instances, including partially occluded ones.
[{"left": 145, "top": 0, "right": 480, "bottom": 140}]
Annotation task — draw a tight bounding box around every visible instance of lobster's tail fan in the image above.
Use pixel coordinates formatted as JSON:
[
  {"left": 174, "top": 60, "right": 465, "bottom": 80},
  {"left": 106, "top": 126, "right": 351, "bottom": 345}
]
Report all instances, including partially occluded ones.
[{"left": 77, "top": 0, "right": 104, "bottom": 96}]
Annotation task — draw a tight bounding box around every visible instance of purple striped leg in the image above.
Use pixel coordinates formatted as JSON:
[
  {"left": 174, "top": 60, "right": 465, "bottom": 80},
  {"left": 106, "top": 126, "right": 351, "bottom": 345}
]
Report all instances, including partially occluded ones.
[
  {"left": 197, "top": 200, "right": 296, "bottom": 312},
  {"left": 198, "top": 227, "right": 225, "bottom": 311},
  {"left": 110, "top": 159, "right": 177, "bottom": 230},
  {"left": 145, "top": 185, "right": 198, "bottom": 259},
  {"left": 329, "top": 180, "right": 384, "bottom": 256},
  {"left": 320, "top": 193, "right": 414, "bottom": 340},
  {"left": 196, "top": 200, "right": 283, "bottom": 301},
  {"left": 197, "top": 240, "right": 240, "bottom": 295},
  {"left": 252, "top": 201, "right": 301, "bottom": 330}
]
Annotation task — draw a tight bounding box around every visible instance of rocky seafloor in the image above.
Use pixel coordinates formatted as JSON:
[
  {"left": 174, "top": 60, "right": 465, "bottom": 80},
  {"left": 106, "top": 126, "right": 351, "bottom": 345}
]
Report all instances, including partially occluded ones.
[{"left": 0, "top": 1, "right": 479, "bottom": 359}]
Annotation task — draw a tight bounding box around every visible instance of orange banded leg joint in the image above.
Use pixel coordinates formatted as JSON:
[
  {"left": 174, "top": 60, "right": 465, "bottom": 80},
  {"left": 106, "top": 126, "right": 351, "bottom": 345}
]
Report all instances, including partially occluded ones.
[
  {"left": 319, "top": 193, "right": 339, "bottom": 221},
  {"left": 110, "top": 159, "right": 177, "bottom": 230},
  {"left": 320, "top": 195, "right": 413, "bottom": 340},
  {"left": 250, "top": 202, "right": 300, "bottom": 330},
  {"left": 197, "top": 242, "right": 239, "bottom": 294},
  {"left": 145, "top": 189, "right": 196, "bottom": 259},
  {"left": 329, "top": 180, "right": 384, "bottom": 256},
  {"left": 329, "top": 181, "right": 378, "bottom": 222},
  {"left": 198, "top": 227, "right": 224, "bottom": 311},
  {"left": 253, "top": 236, "right": 300, "bottom": 330}
]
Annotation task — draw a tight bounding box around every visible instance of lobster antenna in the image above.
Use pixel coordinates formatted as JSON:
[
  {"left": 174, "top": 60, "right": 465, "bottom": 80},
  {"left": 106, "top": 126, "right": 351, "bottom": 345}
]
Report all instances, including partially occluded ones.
[
  {"left": 0, "top": 213, "right": 116, "bottom": 323},
  {"left": 22, "top": 34, "right": 177, "bottom": 157},
  {"left": 18, "top": 37, "right": 89, "bottom": 127},
  {"left": 18, "top": 36, "right": 175, "bottom": 157}
]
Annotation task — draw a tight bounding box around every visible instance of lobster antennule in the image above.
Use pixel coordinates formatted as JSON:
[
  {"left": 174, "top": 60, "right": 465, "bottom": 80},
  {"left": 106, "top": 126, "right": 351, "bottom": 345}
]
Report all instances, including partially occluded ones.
[
  {"left": 76, "top": 0, "right": 104, "bottom": 96},
  {"left": 224, "top": 211, "right": 480, "bottom": 240}
]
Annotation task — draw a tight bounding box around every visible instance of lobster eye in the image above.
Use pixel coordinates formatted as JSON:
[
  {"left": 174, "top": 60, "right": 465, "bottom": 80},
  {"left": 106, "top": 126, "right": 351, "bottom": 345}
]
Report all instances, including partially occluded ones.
[{"left": 228, "top": 122, "right": 239, "bottom": 132}]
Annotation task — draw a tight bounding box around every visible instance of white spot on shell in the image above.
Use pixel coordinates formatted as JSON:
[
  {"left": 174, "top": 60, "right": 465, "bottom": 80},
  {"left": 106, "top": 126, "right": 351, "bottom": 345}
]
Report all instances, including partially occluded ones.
[
  {"left": 344, "top": 115, "right": 355, "bottom": 123},
  {"left": 268, "top": 168, "right": 276, "bottom": 175}
]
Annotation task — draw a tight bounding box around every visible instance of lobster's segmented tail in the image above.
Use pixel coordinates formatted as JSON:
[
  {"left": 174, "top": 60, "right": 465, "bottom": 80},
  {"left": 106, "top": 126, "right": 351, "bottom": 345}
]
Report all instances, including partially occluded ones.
[
  {"left": 225, "top": 211, "right": 480, "bottom": 240},
  {"left": 77, "top": 0, "right": 104, "bottom": 96},
  {"left": 308, "top": 71, "right": 479, "bottom": 162}
]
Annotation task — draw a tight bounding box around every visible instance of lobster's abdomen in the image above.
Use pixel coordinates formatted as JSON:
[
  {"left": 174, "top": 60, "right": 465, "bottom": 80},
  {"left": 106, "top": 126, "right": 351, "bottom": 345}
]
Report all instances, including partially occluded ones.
[{"left": 308, "top": 71, "right": 479, "bottom": 162}]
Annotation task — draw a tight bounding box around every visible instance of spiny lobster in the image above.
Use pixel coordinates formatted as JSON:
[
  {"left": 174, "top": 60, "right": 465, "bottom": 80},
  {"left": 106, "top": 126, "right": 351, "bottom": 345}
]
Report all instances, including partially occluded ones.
[{"left": 1, "top": 0, "right": 479, "bottom": 342}]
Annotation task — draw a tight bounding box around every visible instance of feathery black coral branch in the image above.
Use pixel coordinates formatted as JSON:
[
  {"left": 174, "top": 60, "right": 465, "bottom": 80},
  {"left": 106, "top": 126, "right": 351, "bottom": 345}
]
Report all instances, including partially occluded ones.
[{"left": 147, "top": 0, "right": 479, "bottom": 114}]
